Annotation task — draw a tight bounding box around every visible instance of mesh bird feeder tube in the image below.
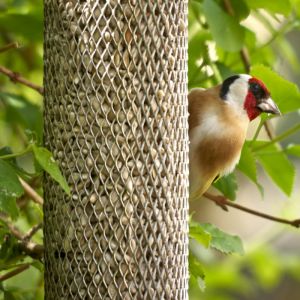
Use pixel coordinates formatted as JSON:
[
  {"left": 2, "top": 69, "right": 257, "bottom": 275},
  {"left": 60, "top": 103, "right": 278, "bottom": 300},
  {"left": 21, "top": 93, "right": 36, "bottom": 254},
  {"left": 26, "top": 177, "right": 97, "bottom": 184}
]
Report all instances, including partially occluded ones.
[{"left": 44, "top": 0, "right": 189, "bottom": 299}]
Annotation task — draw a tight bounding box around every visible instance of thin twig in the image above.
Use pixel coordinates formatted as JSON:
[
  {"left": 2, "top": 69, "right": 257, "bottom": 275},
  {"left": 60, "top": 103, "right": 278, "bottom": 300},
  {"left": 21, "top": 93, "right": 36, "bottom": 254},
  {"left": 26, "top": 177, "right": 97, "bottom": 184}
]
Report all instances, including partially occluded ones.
[
  {"left": 0, "top": 263, "right": 30, "bottom": 282},
  {"left": 250, "top": 118, "right": 265, "bottom": 146},
  {"left": 258, "top": 19, "right": 295, "bottom": 49},
  {"left": 17, "top": 177, "right": 42, "bottom": 209},
  {"left": 19, "top": 177, "right": 44, "bottom": 206},
  {"left": 254, "top": 123, "right": 300, "bottom": 151},
  {"left": 0, "top": 215, "right": 44, "bottom": 259},
  {"left": 263, "top": 121, "right": 275, "bottom": 140},
  {"left": 223, "top": 0, "right": 234, "bottom": 15},
  {"left": 0, "top": 65, "right": 44, "bottom": 95},
  {"left": 204, "top": 192, "right": 300, "bottom": 228},
  {"left": 2, "top": 218, "right": 24, "bottom": 240},
  {"left": 23, "top": 223, "right": 43, "bottom": 241},
  {"left": 0, "top": 42, "right": 19, "bottom": 54},
  {"left": 240, "top": 47, "right": 251, "bottom": 73}
]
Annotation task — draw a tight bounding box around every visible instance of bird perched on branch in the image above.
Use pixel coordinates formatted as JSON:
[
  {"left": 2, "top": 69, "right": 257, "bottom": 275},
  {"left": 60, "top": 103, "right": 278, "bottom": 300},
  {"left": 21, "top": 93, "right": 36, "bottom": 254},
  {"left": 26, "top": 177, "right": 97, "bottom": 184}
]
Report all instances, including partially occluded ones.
[{"left": 189, "top": 74, "right": 280, "bottom": 200}]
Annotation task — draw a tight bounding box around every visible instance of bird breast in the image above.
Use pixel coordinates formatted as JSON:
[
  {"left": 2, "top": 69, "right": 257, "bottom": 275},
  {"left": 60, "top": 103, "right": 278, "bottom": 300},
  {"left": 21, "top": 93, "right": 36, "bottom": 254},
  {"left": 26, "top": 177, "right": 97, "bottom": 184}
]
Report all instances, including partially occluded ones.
[{"left": 189, "top": 109, "right": 248, "bottom": 189}]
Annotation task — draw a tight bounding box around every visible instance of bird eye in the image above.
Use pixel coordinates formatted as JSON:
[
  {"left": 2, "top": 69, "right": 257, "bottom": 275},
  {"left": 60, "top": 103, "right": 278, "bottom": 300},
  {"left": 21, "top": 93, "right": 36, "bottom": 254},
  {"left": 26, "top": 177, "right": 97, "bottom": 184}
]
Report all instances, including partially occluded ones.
[
  {"left": 250, "top": 82, "right": 265, "bottom": 99},
  {"left": 251, "top": 83, "right": 260, "bottom": 92}
]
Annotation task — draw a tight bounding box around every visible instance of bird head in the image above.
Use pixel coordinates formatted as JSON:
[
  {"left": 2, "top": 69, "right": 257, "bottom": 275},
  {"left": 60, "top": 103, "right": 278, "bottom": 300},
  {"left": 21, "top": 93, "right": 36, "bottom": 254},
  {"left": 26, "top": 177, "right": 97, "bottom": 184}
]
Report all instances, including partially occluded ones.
[{"left": 220, "top": 74, "right": 280, "bottom": 121}]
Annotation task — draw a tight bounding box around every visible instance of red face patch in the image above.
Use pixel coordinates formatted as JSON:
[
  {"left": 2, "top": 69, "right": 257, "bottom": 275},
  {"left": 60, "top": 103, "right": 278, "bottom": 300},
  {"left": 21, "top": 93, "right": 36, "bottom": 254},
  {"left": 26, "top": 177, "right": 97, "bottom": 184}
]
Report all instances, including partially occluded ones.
[
  {"left": 244, "top": 77, "right": 270, "bottom": 121},
  {"left": 244, "top": 92, "right": 261, "bottom": 121},
  {"left": 248, "top": 77, "right": 270, "bottom": 96}
]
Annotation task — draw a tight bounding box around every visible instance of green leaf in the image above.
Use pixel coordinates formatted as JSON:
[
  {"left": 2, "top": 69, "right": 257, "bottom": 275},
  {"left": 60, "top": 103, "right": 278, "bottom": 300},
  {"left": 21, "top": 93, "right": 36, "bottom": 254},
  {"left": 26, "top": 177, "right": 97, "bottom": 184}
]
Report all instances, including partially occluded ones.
[
  {"left": 189, "top": 220, "right": 211, "bottom": 248},
  {"left": 0, "top": 147, "right": 16, "bottom": 165},
  {"left": 31, "top": 260, "right": 44, "bottom": 272},
  {"left": 0, "top": 147, "right": 13, "bottom": 157},
  {"left": 200, "top": 223, "right": 244, "bottom": 255},
  {"left": 32, "top": 145, "right": 71, "bottom": 195},
  {"left": 202, "top": 0, "right": 245, "bottom": 52},
  {"left": 245, "top": 0, "right": 292, "bottom": 16},
  {"left": 213, "top": 173, "right": 238, "bottom": 201},
  {"left": 0, "top": 92, "right": 43, "bottom": 142},
  {"left": 0, "top": 146, "right": 34, "bottom": 182},
  {"left": 4, "top": 290, "right": 18, "bottom": 300},
  {"left": 230, "top": 0, "right": 251, "bottom": 21},
  {"left": 216, "top": 62, "right": 235, "bottom": 80},
  {"left": 251, "top": 65, "right": 300, "bottom": 114},
  {"left": 189, "top": 252, "right": 206, "bottom": 292},
  {"left": 238, "top": 143, "right": 257, "bottom": 182},
  {"left": 0, "top": 160, "right": 23, "bottom": 219},
  {"left": 286, "top": 144, "right": 300, "bottom": 157},
  {"left": 0, "top": 220, "right": 9, "bottom": 244},
  {"left": 0, "top": 12, "right": 43, "bottom": 41},
  {"left": 244, "top": 27, "right": 257, "bottom": 49},
  {"left": 0, "top": 161, "right": 23, "bottom": 197},
  {"left": 189, "top": 1, "right": 203, "bottom": 23},
  {"left": 254, "top": 141, "right": 295, "bottom": 196},
  {"left": 237, "top": 143, "right": 264, "bottom": 195},
  {"left": 0, "top": 195, "right": 19, "bottom": 220},
  {"left": 0, "top": 235, "right": 19, "bottom": 262},
  {"left": 188, "top": 31, "right": 211, "bottom": 86}
]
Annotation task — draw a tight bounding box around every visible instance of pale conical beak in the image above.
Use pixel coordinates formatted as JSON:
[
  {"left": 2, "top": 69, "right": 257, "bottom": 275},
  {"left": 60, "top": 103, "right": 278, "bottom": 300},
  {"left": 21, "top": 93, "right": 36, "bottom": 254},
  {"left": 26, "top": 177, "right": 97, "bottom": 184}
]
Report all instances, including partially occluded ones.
[{"left": 257, "top": 98, "right": 281, "bottom": 115}]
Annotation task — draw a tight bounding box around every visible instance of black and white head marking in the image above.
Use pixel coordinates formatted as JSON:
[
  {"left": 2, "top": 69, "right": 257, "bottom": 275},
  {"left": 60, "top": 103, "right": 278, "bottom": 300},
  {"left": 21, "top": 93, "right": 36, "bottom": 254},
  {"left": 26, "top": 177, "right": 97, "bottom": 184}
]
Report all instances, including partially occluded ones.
[
  {"left": 219, "top": 74, "right": 252, "bottom": 117},
  {"left": 220, "top": 75, "right": 240, "bottom": 100}
]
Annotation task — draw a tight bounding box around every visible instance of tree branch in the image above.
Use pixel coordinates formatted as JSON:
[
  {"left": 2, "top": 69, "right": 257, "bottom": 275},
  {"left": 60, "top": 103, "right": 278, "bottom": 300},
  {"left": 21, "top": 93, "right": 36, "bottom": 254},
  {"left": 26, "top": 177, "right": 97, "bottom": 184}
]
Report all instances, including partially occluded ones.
[
  {"left": 0, "top": 42, "right": 19, "bottom": 54},
  {"left": 223, "top": 0, "right": 234, "bottom": 15},
  {"left": 204, "top": 192, "right": 300, "bottom": 228},
  {"left": 0, "top": 263, "right": 30, "bottom": 282},
  {"left": 0, "top": 65, "right": 44, "bottom": 95},
  {"left": 18, "top": 241, "right": 44, "bottom": 260},
  {"left": 19, "top": 177, "right": 44, "bottom": 206},
  {"left": 240, "top": 47, "right": 251, "bottom": 73},
  {"left": 0, "top": 215, "right": 44, "bottom": 259},
  {"left": 23, "top": 223, "right": 43, "bottom": 241}
]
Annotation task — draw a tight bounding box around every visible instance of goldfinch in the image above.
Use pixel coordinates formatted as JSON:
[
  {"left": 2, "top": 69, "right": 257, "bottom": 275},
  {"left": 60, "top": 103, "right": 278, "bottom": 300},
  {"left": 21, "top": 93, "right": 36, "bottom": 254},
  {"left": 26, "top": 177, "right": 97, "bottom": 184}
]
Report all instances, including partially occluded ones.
[{"left": 189, "top": 74, "right": 280, "bottom": 199}]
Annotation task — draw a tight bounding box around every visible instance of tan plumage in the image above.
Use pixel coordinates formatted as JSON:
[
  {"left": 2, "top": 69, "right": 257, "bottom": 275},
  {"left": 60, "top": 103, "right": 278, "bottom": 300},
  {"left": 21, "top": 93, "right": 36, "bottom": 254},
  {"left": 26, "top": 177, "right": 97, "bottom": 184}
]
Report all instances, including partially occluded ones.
[{"left": 188, "top": 75, "right": 280, "bottom": 200}]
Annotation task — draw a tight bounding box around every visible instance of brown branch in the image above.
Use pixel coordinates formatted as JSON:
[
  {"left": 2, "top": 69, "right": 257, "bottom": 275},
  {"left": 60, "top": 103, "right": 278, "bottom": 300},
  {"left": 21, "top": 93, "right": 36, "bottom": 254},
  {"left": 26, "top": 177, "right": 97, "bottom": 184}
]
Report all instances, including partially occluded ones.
[
  {"left": 18, "top": 241, "right": 44, "bottom": 260},
  {"left": 19, "top": 177, "right": 44, "bottom": 206},
  {"left": 0, "top": 65, "right": 44, "bottom": 95},
  {"left": 0, "top": 215, "right": 44, "bottom": 259},
  {"left": 223, "top": 0, "right": 234, "bottom": 15},
  {"left": 204, "top": 192, "right": 300, "bottom": 228},
  {"left": 0, "top": 263, "right": 30, "bottom": 282},
  {"left": 0, "top": 42, "right": 19, "bottom": 54},
  {"left": 23, "top": 223, "right": 43, "bottom": 241},
  {"left": 240, "top": 47, "right": 251, "bottom": 73},
  {"left": 2, "top": 218, "right": 24, "bottom": 240}
]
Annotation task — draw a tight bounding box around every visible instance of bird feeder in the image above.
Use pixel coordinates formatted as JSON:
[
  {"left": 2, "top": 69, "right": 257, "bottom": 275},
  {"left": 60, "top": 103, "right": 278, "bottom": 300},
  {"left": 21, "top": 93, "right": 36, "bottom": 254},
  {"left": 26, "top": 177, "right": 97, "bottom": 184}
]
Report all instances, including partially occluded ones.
[{"left": 44, "top": 0, "right": 189, "bottom": 298}]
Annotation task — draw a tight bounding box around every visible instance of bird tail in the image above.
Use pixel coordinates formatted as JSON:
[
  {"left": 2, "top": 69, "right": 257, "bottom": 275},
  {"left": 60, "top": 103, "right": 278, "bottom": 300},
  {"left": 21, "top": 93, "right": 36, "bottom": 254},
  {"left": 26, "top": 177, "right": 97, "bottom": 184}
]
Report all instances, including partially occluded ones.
[{"left": 189, "top": 179, "right": 212, "bottom": 201}]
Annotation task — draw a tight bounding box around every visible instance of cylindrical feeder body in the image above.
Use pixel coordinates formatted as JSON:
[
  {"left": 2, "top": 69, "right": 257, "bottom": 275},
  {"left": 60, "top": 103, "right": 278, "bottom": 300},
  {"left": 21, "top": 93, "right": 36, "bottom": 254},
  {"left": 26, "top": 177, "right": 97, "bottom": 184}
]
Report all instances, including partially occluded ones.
[{"left": 44, "top": 1, "right": 189, "bottom": 299}]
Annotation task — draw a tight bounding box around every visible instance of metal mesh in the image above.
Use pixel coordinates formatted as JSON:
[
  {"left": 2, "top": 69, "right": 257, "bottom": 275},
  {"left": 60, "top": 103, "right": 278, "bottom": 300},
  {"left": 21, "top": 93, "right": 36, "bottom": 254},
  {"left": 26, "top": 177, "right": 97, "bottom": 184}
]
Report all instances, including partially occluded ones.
[{"left": 44, "top": 0, "right": 189, "bottom": 299}]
